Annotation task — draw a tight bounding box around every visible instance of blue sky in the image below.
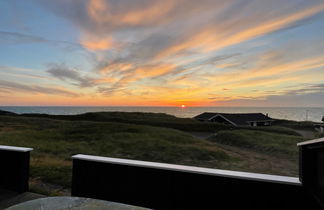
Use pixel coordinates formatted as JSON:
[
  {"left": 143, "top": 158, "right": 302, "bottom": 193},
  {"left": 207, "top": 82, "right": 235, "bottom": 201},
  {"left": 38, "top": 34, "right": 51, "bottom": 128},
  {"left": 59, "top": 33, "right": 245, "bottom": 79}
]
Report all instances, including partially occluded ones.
[{"left": 0, "top": 0, "right": 324, "bottom": 106}]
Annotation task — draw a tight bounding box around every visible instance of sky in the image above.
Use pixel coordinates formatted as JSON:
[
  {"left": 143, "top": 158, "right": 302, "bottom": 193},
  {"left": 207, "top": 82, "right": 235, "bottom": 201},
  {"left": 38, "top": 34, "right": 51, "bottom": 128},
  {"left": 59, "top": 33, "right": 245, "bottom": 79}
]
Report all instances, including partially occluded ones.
[{"left": 0, "top": 0, "right": 324, "bottom": 107}]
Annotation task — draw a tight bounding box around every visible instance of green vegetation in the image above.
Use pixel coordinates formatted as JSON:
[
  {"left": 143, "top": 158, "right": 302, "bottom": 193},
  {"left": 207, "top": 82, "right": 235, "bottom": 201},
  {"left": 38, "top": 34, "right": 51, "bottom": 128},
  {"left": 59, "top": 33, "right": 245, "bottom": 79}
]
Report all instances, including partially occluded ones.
[
  {"left": 21, "top": 112, "right": 230, "bottom": 132},
  {"left": 317, "top": 132, "right": 324, "bottom": 138},
  {"left": 274, "top": 119, "right": 315, "bottom": 131},
  {"left": 0, "top": 114, "right": 232, "bottom": 194},
  {"left": 239, "top": 125, "right": 300, "bottom": 136},
  {"left": 208, "top": 130, "right": 304, "bottom": 158},
  {"left": 0, "top": 110, "right": 315, "bottom": 195}
]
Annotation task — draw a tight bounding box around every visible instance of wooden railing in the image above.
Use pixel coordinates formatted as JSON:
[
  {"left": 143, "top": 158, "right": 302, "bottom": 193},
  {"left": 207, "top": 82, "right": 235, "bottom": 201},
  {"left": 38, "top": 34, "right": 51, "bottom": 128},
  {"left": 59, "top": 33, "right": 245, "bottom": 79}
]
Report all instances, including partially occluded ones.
[{"left": 71, "top": 154, "right": 319, "bottom": 209}]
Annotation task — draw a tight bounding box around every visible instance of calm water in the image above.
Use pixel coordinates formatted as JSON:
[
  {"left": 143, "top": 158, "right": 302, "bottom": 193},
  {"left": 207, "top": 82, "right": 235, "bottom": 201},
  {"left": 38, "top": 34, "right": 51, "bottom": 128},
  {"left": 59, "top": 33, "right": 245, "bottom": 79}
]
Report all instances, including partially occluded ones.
[{"left": 1, "top": 106, "right": 324, "bottom": 122}]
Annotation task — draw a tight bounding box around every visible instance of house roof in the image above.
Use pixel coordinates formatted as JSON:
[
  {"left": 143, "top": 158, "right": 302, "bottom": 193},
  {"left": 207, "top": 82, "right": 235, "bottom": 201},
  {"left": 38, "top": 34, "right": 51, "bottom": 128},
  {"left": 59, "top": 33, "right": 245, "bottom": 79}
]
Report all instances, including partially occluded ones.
[
  {"left": 193, "top": 112, "right": 218, "bottom": 121},
  {"left": 193, "top": 112, "right": 274, "bottom": 126}
]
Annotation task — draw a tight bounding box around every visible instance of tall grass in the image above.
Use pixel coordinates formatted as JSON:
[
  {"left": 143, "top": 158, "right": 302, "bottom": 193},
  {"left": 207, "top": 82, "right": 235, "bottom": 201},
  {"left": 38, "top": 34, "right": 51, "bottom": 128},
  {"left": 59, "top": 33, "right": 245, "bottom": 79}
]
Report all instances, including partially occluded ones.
[
  {"left": 208, "top": 129, "right": 304, "bottom": 158},
  {"left": 0, "top": 115, "right": 232, "bottom": 189},
  {"left": 274, "top": 119, "right": 315, "bottom": 130},
  {"left": 0, "top": 111, "right": 308, "bottom": 193},
  {"left": 21, "top": 112, "right": 231, "bottom": 132},
  {"left": 239, "top": 126, "right": 301, "bottom": 136}
]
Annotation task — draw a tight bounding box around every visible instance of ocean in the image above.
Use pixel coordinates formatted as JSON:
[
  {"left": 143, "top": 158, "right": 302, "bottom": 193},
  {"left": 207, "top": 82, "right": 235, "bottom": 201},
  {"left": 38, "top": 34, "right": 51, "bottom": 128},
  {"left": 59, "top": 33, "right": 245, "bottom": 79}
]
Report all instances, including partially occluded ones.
[{"left": 1, "top": 106, "right": 324, "bottom": 122}]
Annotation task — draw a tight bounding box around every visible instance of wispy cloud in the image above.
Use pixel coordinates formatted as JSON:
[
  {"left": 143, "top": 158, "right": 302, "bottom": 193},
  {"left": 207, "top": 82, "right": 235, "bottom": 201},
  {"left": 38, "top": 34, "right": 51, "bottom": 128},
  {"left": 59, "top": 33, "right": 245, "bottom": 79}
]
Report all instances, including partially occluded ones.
[
  {"left": 154, "top": 5, "right": 323, "bottom": 61},
  {"left": 0, "top": 80, "right": 79, "bottom": 97},
  {"left": 46, "top": 63, "right": 95, "bottom": 88},
  {"left": 0, "top": 31, "right": 47, "bottom": 44},
  {"left": 0, "top": 30, "right": 88, "bottom": 53},
  {"left": 38, "top": 0, "right": 324, "bottom": 58},
  {"left": 211, "top": 83, "right": 324, "bottom": 106},
  {"left": 1, "top": 0, "right": 324, "bottom": 105},
  {"left": 0, "top": 65, "right": 51, "bottom": 80}
]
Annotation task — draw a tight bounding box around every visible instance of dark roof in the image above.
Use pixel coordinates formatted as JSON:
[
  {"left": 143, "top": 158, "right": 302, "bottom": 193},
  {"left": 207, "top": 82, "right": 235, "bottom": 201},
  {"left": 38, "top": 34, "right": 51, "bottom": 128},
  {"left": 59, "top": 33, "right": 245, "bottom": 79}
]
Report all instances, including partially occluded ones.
[
  {"left": 194, "top": 112, "right": 274, "bottom": 126},
  {"left": 217, "top": 113, "right": 273, "bottom": 126},
  {"left": 193, "top": 112, "right": 218, "bottom": 120}
]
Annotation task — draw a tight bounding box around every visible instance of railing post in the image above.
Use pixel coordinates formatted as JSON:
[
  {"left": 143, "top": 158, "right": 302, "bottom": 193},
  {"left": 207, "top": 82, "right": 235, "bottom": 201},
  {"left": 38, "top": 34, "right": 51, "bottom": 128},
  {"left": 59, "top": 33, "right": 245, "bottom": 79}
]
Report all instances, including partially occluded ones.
[
  {"left": 298, "top": 137, "right": 324, "bottom": 207},
  {"left": 0, "top": 145, "right": 33, "bottom": 193}
]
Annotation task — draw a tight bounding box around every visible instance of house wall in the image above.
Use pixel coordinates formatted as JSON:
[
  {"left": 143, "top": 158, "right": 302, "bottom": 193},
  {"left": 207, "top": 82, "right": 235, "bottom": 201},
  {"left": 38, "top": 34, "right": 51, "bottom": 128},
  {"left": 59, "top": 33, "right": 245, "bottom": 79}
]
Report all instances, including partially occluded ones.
[
  {"left": 256, "top": 121, "right": 271, "bottom": 126},
  {"left": 246, "top": 121, "right": 272, "bottom": 126}
]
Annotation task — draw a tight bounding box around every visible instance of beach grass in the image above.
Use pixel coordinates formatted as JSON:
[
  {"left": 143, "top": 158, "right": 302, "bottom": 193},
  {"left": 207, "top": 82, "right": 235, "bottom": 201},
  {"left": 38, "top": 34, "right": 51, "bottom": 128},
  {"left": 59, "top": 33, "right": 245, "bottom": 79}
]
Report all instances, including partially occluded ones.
[
  {"left": 238, "top": 125, "right": 301, "bottom": 136},
  {"left": 20, "top": 111, "right": 231, "bottom": 132},
  {"left": 0, "top": 114, "right": 232, "bottom": 191},
  {"left": 274, "top": 119, "right": 316, "bottom": 131},
  {"left": 207, "top": 129, "right": 304, "bottom": 158},
  {"left": 0, "top": 111, "right": 311, "bottom": 195}
]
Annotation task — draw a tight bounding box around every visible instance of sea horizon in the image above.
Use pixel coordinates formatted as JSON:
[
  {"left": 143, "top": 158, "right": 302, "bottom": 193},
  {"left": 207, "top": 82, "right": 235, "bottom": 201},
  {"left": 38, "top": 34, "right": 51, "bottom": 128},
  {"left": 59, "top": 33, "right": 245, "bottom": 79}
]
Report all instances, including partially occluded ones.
[
  {"left": 1, "top": 105, "right": 324, "bottom": 108},
  {"left": 1, "top": 106, "right": 324, "bottom": 123}
]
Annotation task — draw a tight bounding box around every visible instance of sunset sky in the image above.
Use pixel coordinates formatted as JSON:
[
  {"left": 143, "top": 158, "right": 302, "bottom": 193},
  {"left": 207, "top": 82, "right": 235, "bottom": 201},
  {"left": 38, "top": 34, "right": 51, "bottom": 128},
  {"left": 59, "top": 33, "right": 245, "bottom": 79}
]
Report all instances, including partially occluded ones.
[{"left": 0, "top": 0, "right": 324, "bottom": 106}]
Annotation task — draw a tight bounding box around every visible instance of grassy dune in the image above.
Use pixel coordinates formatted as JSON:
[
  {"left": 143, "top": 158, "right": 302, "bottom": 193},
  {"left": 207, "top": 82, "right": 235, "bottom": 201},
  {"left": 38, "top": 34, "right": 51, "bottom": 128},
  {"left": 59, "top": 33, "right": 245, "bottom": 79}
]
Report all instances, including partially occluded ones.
[
  {"left": 238, "top": 125, "right": 300, "bottom": 136},
  {"left": 0, "top": 114, "right": 232, "bottom": 194},
  {"left": 207, "top": 130, "right": 303, "bottom": 158},
  {"left": 20, "top": 112, "right": 230, "bottom": 132},
  {"left": 0, "top": 110, "right": 311, "bottom": 195},
  {"left": 274, "top": 119, "right": 316, "bottom": 131}
]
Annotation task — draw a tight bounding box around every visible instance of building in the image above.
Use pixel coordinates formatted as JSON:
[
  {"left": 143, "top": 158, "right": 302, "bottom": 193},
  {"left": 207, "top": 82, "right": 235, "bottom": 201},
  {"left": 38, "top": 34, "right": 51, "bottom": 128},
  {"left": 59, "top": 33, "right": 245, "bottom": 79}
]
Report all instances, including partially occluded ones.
[{"left": 193, "top": 112, "right": 274, "bottom": 127}]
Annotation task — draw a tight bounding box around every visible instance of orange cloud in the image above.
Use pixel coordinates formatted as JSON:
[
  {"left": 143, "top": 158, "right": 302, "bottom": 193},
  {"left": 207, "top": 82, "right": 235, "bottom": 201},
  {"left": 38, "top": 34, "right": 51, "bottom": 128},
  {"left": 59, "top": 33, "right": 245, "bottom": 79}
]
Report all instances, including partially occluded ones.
[
  {"left": 211, "top": 55, "right": 324, "bottom": 85},
  {"left": 134, "top": 63, "right": 177, "bottom": 78},
  {"left": 93, "top": 77, "right": 118, "bottom": 84},
  {"left": 82, "top": 0, "right": 178, "bottom": 50},
  {"left": 100, "top": 63, "right": 134, "bottom": 74},
  {"left": 5, "top": 1, "right": 324, "bottom": 106},
  {"left": 226, "top": 75, "right": 303, "bottom": 90},
  {"left": 156, "top": 3, "right": 324, "bottom": 59},
  {"left": 87, "top": 0, "right": 174, "bottom": 26},
  {"left": 87, "top": 0, "right": 110, "bottom": 23},
  {"left": 213, "top": 3, "right": 324, "bottom": 52},
  {"left": 81, "top": 36, "right": 113, "bottom": 50},
  {"left": 120, "top": 1, "right": 176, "bottom": 25},
  {"left": 97, "top": 62, "right": 178, "bottom": 94}
]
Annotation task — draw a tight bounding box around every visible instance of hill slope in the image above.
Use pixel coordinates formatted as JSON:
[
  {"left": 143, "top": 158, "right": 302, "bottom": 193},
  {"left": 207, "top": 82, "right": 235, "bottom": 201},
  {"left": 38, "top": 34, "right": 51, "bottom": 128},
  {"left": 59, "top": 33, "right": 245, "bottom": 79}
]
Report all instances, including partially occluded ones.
[
  {"left": 0, "top": 114, "right": 234, "bottom": 194},
  {"left": 0, "top": 111, "right": 309, "bottom": 195}
]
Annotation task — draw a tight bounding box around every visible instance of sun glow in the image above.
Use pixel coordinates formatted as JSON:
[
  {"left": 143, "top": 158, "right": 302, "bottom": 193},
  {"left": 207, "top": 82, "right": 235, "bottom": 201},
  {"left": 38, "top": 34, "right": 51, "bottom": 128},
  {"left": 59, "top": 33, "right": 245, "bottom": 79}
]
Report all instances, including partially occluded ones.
[{"left": 181, "top": 105, "right": 186, "bottom": 108}]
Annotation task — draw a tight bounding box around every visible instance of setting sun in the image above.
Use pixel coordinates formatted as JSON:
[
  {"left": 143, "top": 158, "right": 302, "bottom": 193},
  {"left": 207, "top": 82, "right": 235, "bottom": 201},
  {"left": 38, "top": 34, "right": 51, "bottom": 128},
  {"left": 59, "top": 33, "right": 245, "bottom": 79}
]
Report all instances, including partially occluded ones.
[{"left": 181, "top": 105, "right": 186, "bottom": 108}]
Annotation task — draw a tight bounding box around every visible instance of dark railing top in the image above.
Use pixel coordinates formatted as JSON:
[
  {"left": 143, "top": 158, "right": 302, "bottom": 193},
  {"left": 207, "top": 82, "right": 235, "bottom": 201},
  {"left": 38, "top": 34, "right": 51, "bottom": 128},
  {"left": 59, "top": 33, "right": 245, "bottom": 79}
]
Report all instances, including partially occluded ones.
[
  {"left": 297, "top": 137, "right": 324, "bottom": 147},
  {"left": 72, "top": 154, "right": 301, "bottom": 185},
  {"left": 0, "top": 145, "right": 33, "bottom": 152}
]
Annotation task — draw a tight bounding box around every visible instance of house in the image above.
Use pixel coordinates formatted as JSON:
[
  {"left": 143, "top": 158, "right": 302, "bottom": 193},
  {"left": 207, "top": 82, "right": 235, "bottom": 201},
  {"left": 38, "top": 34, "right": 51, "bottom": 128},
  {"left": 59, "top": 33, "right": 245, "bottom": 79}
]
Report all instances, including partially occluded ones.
[{"left": 193, "top": 112, "right": 274, "bottom": 127}]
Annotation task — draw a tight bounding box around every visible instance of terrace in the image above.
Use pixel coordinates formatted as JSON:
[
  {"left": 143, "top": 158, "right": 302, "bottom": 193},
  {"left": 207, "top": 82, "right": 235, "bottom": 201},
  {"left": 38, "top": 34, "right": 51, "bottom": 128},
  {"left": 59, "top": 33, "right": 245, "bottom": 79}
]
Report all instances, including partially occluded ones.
[{"left": 1, "top": 138, "right": 324, "bottom": 209}]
